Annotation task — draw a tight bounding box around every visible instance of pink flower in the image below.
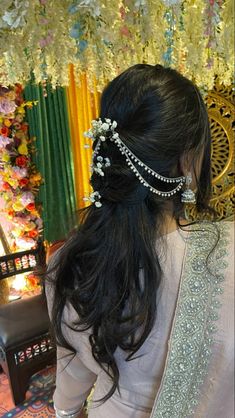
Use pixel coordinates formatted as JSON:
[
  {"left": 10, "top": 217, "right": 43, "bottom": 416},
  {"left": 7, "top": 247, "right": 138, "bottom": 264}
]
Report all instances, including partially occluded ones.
[
  {"left": 12, "top": 166, "right": 28, "bottom": 179},
  {"left": 120, "top": 26, "right": 131, "bottom": 37},
  {"left": 35, "top": 218, "right": 43, "bottom": 229},
  {"left": 20, "top": 191, "right": 34, "bottom": 206},
  {"left": 39, "top": 38, "right": 47, "bottom": 48},
  {"left": 120, "top": 6, "right": 126, "bottom": 20},
  {"left": 0, "top": 98, "right": 17, "bottom": 115},
  {"left": 15, "top": 237, "right": 35, "bottom": 250},
  {"left": 39, "top": 18, "right": 49, "bottom": 25},
  {"left": 0, "top": 135, "right": 13, "bottom": 149},
  {"left": 39, "top": 32, "right": 54, "bottom": 48}
]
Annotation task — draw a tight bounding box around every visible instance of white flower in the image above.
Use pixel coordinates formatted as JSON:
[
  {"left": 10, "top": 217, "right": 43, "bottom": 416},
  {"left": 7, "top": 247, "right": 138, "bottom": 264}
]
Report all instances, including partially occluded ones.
[
  {"left": 105, "top": 118, "right": 111, "bottom": 123},
  {"left": 112, "top": 132, "right": 119, "bottom": 139},
  {"left": 162, "top": 0, "right": 183, "bottom": 5},
  {"left": 84, "top": 130, "right": 93, "bottom": 138},
  {"left": 105, "top": 158, "right": 111, "bottom": 167},
  {"left": 89, "top": 191, "right": 102, "bottom": 207},
  {"left": 135, "top": 0, "right": 146, "bottom": 7},
  {"left": 101, "top": 122, "right": 109, "bottom": 131},
  {"left": 90, "top": 191, "right": 101, "bottom": 201},
  {"left": 100, "top": 135, "right": 106, "bottom": 141},
  {"left": 112, "top": 120, "right": 117, "bottom": 129}
]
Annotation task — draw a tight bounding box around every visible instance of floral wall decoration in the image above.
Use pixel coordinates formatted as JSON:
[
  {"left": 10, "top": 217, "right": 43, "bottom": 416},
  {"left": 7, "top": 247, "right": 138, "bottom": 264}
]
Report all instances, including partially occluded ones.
[
  {"left": 0, "top": 85, "right": 43, "bottom": 251},
  {"left": 0, "top": 0, "right": 233, "bottom": 91}
]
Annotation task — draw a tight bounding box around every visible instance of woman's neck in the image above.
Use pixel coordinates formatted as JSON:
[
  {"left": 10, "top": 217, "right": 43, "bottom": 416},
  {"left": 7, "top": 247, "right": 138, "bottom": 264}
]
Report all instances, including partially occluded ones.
[{"left": 161, "top": 212, "right": 188, "bottom": 236}]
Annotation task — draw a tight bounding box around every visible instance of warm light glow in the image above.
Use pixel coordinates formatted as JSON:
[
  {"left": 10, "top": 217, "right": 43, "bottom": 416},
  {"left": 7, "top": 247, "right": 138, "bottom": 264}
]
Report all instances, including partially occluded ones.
[{"left": 11, "top": 273, "right": 27, "bottom": 291}]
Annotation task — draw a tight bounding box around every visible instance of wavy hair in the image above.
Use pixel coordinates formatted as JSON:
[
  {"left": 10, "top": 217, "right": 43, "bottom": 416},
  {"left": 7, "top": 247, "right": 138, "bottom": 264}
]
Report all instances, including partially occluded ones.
[{"left": 47, "top": 64, "right": 213, "bottom": 402}]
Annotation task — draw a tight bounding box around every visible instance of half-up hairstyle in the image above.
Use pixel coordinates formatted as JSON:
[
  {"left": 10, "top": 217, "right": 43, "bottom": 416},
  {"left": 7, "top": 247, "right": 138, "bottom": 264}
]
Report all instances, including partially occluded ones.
[{"left": 47, "top": 64, "right": 212, "bottom": 402}]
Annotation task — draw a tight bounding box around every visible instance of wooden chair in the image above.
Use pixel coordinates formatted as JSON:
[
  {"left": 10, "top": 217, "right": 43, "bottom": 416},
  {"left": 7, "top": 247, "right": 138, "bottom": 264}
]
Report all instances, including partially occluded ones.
[{"left": 0, "top": 243, "right": 56, "bottom": 405}]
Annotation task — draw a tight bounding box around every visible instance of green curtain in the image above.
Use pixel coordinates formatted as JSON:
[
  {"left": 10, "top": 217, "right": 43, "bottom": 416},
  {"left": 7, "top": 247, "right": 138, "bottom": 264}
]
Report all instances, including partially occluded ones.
[{"left": 24, "top": 84, "right": 76, "bottom": 243}]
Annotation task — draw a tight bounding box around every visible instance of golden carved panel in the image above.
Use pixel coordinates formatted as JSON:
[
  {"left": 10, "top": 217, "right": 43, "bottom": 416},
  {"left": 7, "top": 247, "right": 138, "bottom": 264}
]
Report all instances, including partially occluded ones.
[{"left": 206, "top": 84, "right": 234, "bottom": 220}]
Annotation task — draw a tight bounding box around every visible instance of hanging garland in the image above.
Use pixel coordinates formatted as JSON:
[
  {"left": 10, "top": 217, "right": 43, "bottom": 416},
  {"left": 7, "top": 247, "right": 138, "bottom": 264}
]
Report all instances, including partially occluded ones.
[
  {"left": 0, "top": 1, "right": 233, "bottom": 90},
  {"left": 0, "top": 85, "right": 43, "bottom": 251}
]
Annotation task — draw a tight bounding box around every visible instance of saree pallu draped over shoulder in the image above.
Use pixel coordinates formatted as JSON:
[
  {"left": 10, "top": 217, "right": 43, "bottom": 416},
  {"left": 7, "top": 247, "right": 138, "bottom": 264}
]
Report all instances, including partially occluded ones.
[{"left": 150, "top": 222, "right": 229, "bottom": 418}]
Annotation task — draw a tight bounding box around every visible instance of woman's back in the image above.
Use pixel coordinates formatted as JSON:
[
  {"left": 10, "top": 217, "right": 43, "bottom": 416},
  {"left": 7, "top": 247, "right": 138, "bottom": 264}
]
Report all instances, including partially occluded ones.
[
  {"left": 49, "top": 221, "right": 234, "bottom": 418},
  {"left": 46, "top": 64, "right": 234, "bottom": 418}
]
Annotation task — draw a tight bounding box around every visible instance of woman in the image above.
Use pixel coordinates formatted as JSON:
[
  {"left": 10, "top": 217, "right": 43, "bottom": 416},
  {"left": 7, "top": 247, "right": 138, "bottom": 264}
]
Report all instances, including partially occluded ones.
[{"left": 46, "top": 64, "right": 234, "bottom": 418}]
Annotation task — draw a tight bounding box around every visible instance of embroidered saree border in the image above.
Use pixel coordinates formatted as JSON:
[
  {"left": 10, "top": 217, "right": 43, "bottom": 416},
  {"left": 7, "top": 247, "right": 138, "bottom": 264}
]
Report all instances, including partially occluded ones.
[{"left": 151, "top": 222, "right": 229, "bottom": 418}]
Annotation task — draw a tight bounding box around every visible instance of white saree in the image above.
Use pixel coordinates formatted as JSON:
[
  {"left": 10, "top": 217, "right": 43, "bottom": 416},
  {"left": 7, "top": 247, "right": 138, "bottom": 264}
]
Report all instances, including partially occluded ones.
[{"left": 46, "top": 221, "right": 234, "bottom": 418}]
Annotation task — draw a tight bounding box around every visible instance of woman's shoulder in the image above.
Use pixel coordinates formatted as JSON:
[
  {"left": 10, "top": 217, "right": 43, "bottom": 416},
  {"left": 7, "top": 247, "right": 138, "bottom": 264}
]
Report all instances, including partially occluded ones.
[
  {"left": 194, "top": 219, "right": 234, "bottom": 245},
  {"left": 208, "top": 219, "right": 234, "bottom": 261},
  {"left": 186, "top": 220, "right": 234, "bottom": 284},
  {"left": 217, "top": 220, "right": 234, "bottom": 253},
  {"left": 213, "top": 220, "right": 234, "bottom": 289},
  {"left": 221, "top": 220, "right": 234, "bottom": 269}
]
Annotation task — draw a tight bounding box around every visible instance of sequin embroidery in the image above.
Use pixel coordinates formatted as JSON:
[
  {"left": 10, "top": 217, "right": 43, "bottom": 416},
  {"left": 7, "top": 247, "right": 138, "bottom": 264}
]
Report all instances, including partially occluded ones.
[{"left": 151, "top": 222, "right": 229, "bottom": 418}]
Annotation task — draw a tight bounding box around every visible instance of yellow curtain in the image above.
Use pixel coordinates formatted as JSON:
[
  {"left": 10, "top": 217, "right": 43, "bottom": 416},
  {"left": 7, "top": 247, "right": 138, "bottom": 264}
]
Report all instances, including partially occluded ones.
[{"left": 66, "top": 64, "right": 100, "bottom": 208}]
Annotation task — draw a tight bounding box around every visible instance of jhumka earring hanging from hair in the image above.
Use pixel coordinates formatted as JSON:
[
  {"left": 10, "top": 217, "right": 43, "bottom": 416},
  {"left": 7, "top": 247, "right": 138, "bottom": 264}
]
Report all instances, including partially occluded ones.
[{"left": 181, "top": 172, "right": 196, "bottom": 204}]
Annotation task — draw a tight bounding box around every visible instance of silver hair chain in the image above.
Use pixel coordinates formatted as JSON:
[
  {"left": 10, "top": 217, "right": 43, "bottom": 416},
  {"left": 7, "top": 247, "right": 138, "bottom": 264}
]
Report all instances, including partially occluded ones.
[{"left": 84, "top": 119, "right": 195, "bottom": 207}]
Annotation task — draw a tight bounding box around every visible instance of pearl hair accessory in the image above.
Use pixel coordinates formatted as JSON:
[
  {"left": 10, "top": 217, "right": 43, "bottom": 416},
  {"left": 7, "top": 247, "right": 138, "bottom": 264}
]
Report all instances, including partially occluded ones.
[
  {"left": 84, "top": 118, "right": 194, "bottom": 206},
  {"left": 83, "top": 191, "right": 102, "bottom": 207}
]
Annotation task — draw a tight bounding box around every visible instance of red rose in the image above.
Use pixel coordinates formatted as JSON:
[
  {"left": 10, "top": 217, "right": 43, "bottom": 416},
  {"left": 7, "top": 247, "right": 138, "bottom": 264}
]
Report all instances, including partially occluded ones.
[
  {"left": 19, "top": 178, "right": 29, "bottom": 187},
  {"left": 15, "top": 156, "right": 28, "bottom": 167},
  {"left": 26, "top": 202, "right": 36, "bottom": 212},
  {"left": 0, "top": 126, "right": 9, "bottom": 136}
]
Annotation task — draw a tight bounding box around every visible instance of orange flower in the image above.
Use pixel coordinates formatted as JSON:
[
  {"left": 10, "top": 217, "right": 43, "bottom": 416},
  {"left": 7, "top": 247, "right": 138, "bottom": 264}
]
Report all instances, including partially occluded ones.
[
  {"left": 26, "top": 273, "right": 39, "bottom": 288},
  {"left": 15, "top": 84, "right": 23, "bottom": 95},
  {"left": 4, "top": 119, "right": 12, "bottom": 127},
  {"left": 8, "top": 209, "right": 14, "bottom": 218},
  {"left": 31, "top": 210, "right": 40, "bottom": 217},
  {"left": 26, "top": 202, "right": 36, "bottom": 212},
  {"left": 21, "top": 123, "right": 28, "bottom": 132},
  {"left": 28, "top": 229, "right": 38, "bottom": 238},
  {"left": 2, "top": 182, "right": 11, "bottom": 190}
]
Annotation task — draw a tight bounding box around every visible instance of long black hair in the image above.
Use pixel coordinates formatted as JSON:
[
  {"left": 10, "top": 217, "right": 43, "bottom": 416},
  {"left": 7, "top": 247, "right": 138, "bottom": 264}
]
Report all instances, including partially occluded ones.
[{"left": 47, "top": 64, "right": 213, "bottom": 401}]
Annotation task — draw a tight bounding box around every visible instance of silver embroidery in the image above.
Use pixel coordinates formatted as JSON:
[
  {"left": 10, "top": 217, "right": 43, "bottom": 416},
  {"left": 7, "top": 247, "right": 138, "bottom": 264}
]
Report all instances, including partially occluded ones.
[{"left": 152, "top": 222, "right": 229, "bottom": 418}]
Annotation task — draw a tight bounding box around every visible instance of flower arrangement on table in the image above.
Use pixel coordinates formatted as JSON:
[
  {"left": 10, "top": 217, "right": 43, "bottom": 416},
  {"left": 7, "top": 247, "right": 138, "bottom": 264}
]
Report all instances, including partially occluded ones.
[{"left": 0, "top": 84, "right": 43, "bottom": 254}]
